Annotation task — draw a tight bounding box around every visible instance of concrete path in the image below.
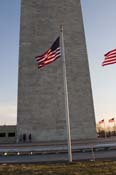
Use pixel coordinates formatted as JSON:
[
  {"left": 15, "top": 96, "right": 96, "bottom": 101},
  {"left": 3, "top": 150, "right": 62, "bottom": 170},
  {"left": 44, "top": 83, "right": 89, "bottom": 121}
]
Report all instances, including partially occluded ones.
[
  {"left": 0, "top": 138, "right": 116, "bottom": 163},
  {"left": 0, "top": 150, "right": 116, "bottom": 163}
]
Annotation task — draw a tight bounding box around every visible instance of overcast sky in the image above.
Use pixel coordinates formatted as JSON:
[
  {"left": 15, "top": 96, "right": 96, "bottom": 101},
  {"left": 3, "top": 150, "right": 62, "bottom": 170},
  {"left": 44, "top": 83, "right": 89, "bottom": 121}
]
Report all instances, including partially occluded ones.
[{"left": 0, "top": 0, "right": 116, "bottom": 125}]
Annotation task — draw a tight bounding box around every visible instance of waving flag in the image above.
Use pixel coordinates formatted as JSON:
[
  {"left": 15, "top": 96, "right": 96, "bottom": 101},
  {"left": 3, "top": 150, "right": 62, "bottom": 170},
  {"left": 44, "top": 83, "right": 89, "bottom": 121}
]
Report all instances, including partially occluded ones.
[
  {"left": 108, "top": 118, "right": 114, "bottom": 123},
  {"left": 99, "top": 119, "right": 104, "bottom": 124},
  {"left": 102, "top": 48, "right": 116, "bottom": 66},
  {"left": 35, "top": 37, "right": 61, "bottom": 68}
]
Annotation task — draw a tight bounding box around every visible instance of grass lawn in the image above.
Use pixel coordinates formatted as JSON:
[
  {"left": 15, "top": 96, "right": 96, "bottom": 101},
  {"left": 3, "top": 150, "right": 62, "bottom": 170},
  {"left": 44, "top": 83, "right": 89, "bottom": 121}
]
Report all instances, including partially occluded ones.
[{"left": 0, "top": 161, "right": 116, "bottom": 175}]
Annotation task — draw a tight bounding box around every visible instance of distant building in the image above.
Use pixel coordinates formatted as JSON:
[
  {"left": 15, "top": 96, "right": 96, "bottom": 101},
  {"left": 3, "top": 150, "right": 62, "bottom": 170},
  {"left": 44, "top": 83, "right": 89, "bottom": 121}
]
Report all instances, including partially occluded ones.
[{"left": 0, "top": 125, "right": 16, "bottom": 144}]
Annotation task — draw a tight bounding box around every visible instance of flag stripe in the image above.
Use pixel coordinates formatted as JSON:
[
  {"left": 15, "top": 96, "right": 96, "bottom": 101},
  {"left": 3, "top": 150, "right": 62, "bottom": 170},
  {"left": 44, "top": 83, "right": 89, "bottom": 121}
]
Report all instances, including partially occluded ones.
[
  {"left": 99, "top": 119, "right": 104, "bottom": 124},
  {"left": 102, "top": 60, "right": 116, "bottom": 66},
  {"left": 38, "top": 59, "right": 58, "bottom": 68},
  {"left": 105, "top": 53, "right": 116, "bottom": 57},
  {"left": 102, "top": 48, "right": 116, "bottom": 66},
  {"left": 36, "top": 48, "right": 61, "bottom": 63},
  {"left": 36, "top": 48, "right": 60, "bottom": 61},
  {"left": 102, "top": 57, "right": 116, "bottom": 63},
  {"left": 38, "top": 57, "right": 59, "bottom": 69},
  {"left": 35, "top": 49, "right": 51, "bottom": 61},
  {"left": 109, "top": 118, "right": 114, "bottom": 122},
  {"left": 37, "top": 52, "right": 61, "bottom": 65},
  {"left": 104, "top": 54, "right": 116, "bottom": 60},
  {"left": 35, "top": 37, "right": 61, "bottom": 68},
  {"left": 105, "top": 48, "right": 116, "bottom": 56},
  {"left": 35, "top": 50, "right": 49, "bottom": 59},
  {"left": 38, "top": 53, "right": 60, "bottom": 67},
  {"left": 43, "top": 54, "right": 60, "bottom": 64}
]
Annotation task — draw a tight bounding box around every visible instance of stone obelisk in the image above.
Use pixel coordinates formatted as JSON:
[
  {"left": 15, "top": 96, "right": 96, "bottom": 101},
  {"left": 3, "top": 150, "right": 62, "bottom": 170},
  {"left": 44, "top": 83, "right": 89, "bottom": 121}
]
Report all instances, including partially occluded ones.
[{"left": 17, "top": 0, "right": 96, "bottom": 143}]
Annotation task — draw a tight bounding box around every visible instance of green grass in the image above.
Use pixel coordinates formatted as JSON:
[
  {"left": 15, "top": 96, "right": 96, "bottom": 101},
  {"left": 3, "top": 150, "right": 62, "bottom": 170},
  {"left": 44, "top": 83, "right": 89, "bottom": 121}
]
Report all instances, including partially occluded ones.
[{"left": 0, "top": 161, "right": 116, "bottom": 175}]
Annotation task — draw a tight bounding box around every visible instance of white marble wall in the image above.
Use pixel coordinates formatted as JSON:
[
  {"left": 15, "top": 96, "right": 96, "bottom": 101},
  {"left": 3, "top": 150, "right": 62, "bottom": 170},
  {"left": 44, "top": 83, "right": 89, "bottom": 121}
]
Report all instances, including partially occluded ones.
[{"left": 17, "top": 0, "right": 96, "bottom": 143}]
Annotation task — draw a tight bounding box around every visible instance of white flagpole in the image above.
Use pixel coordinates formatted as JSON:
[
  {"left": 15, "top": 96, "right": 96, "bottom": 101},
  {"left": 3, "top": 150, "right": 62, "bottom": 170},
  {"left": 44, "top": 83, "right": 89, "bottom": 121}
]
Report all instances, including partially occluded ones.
[
  {"left": 104, "top": 120, "right": 107, "bottom": 138},
  {"left": 114, "top": 118, "right": 115, "bottom": 134},
  {"left": 60, "top": 25, "right": 72, "bottom": 162}
]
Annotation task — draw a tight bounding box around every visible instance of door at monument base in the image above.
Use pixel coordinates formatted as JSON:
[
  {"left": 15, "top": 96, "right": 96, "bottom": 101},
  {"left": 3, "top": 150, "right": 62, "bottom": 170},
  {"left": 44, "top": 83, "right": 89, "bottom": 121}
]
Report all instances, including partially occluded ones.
[{"left": 17, "top": 0, "right": 96, "bottom": 143}]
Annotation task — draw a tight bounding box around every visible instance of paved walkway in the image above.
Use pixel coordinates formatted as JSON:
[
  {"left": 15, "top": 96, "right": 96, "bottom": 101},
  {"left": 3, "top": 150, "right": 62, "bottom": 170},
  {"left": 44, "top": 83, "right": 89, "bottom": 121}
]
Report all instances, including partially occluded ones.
[{"left": 0, "top": 150, "right": 116, "bottom": 163}]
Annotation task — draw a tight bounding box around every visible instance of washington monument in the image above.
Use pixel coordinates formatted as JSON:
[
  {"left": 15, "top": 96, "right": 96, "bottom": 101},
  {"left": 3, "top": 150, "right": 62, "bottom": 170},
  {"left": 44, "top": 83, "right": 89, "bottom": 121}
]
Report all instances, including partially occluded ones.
[{"left": 17, "top": 0, "right": 96, "bottom": 143}]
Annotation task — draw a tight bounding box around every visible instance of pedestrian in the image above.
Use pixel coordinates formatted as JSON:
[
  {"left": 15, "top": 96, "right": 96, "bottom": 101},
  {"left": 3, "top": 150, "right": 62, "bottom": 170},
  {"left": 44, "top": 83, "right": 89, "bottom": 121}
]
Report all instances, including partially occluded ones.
[
  {"left": 23, "top": 134, "right": 26, "bottom": 142},
  {"left": 28, "top": 133, "right": 32, "bottom": 142}
]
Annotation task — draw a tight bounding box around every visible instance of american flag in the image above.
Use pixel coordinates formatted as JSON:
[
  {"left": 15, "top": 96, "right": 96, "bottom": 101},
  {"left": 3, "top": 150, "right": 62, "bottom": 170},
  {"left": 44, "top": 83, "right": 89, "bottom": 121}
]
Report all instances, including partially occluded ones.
[
  {"left": 102, "top": 48, "right": 116, "bottom": 66},
  {"left": 35, "top": 37, "right": 61, "bottom": 68},
  {"left": 108, "top": 118, "right": 114, "bottom": 123},
  {"left": 99, "top": 119, "right": 104, "bottom": 124}
]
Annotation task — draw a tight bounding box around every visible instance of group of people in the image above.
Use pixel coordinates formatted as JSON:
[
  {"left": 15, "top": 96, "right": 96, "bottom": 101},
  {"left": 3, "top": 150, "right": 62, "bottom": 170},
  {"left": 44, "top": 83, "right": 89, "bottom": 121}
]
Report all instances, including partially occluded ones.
[{"left": 19, "top": 133, "right": 32, "bottom": 143}]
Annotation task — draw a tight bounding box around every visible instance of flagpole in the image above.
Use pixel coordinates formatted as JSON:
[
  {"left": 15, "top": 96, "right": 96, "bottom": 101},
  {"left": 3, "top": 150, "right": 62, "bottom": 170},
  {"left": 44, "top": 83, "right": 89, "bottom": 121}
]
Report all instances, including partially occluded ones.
[
  {"left": 104, "top": 120, "right": 107, "bottom": 139},
  {"left": 60, "top": 25, "right": 72, "bottom": 162},
  {"left": 114, "top": 118, "right": 115, "bottom": 135}
]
